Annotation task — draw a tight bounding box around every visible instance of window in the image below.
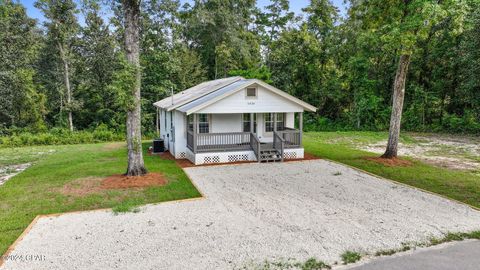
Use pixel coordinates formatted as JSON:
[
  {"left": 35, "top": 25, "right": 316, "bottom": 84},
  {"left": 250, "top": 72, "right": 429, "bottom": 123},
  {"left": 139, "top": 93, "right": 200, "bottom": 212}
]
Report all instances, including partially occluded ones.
[
  {"left": 198, "top": 114, "right": 210, "bottom": 134},
  {"left": 276, "top": 113, "right": 285, "bottom": 131},
  {"left": 187, "top": 114, "right": 193, "bottom": 132},
  {"left": 188, "top": 114, "right": 210, "bottom": 133},
  {"left": 164, "top": 110, "right": 167, "bottom": 132},
  {"left": 264, "top": 113, "right": 285, "bottom": 132},
  {"left": 264, "top": 113, "right": 274, "bottom": 132},
  {"left": 243, "top": 113, "right": 257, "bottom": 132},
  {"left": 246, "top": 87, "right": 257, "bottom": 98}
]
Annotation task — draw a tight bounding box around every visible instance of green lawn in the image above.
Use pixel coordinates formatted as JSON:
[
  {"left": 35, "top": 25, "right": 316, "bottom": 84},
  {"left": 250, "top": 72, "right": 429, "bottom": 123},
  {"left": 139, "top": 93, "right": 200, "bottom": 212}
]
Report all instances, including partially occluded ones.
[
  {"left": 304, "top": 132, "right": 480, "bottom": 209},
  {"left": 0, "top": 142, "right": 201, "bottom": 256}
]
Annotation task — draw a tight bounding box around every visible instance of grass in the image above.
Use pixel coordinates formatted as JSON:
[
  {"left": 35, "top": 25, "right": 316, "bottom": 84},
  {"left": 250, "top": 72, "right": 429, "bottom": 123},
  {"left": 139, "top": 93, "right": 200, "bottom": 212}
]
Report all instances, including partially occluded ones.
[
  {"left": 304, "top": 131, "right": 480, "bottom": 209},
  {"left": 0, "top": 142, "right": 201, "bottom": 256},
  {"left": 238, "top": 258, "right": 331, "bottom": 270},
  {"left": 340, "top": 251, "right": 361, "bottom": 264},
  {"left": 374, "top": 244, "right": 411, "bottom": 256}
]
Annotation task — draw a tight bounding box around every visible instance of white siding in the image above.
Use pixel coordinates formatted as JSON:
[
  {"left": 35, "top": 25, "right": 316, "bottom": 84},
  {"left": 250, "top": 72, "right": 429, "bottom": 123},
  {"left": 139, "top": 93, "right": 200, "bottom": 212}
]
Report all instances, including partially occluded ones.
[
  {"left": 173, "top": 110, "right": 187, "bottom": 158},
  {"left": 195, "top": 85, "right": 304, "bottom": 114},
  {"left": 159, "top": 109, "right": 171, "bottom": 151},
  {"left": 211, "top": 114, "right": 242, "bottom": 133},
  {"left": 286, "top": 112, "right": 295, "bottom": 128}
]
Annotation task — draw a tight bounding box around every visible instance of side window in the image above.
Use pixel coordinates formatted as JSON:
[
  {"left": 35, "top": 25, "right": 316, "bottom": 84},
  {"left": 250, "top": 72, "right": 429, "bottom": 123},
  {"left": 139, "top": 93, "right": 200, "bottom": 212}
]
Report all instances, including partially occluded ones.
[
  {"left": 187, "top": 114, "right": 193, "bottom": 132},
  {"left": 198, "top": 114, "right": 210, "bottom": 134}
]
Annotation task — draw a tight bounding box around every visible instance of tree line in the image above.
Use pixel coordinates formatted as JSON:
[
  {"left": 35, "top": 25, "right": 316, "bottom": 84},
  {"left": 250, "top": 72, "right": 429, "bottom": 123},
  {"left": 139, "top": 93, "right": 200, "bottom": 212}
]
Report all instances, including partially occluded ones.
[{"left": 1, "top": 0, "right": 479, "bottom": 136}]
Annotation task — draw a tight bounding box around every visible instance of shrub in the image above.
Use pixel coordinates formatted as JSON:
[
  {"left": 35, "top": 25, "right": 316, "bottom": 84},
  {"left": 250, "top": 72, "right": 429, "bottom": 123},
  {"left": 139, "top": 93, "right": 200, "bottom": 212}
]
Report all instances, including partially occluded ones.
[{"left": 0, "top": 127, "right": 124, "bottom": 148}]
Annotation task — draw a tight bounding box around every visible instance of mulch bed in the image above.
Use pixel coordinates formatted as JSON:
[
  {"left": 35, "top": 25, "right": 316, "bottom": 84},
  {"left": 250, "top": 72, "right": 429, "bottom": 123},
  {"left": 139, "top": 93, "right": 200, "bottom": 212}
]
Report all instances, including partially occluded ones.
[{"left": 364, "top": 156, "right": 413, "bottom": 167}]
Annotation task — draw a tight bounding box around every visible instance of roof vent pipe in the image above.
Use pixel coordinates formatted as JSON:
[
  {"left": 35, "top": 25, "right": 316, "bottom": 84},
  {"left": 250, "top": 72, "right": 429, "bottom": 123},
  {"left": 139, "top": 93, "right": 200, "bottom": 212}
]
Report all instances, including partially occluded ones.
[{"left": 171, "top": 87, "right": 174, "bottom": 105}]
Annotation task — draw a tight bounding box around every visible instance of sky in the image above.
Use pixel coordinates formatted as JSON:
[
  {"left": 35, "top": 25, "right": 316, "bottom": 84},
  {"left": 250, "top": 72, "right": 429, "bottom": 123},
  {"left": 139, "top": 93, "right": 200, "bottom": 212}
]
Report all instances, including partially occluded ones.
[{"left": 21, "top": 0, "right": 347, "bottom": 24}]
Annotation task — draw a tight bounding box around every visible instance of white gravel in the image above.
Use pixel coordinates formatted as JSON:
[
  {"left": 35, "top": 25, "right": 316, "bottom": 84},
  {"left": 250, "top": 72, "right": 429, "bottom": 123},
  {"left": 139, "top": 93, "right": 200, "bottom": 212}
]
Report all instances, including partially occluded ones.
[
  {"left": 2, "top": 160, "right": 480, "bottom": 270},
  {"left": 0, "top": 163, "right": 30, "bottom": 186}
]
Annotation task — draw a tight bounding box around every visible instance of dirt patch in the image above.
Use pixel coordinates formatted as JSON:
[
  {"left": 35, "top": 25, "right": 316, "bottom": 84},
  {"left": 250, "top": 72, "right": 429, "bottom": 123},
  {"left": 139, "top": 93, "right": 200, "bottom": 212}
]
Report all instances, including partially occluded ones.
[
  {"left": 103, "top": 142, "right": 125, "bottom": 150},
  {"left": 101, "top": 173, "right": 167, "bottom": 189},
  {"left": 60, "top": 173, "right": 167, "bottom": 196},
  {"left": 364, "top": 157, "right": 413, "bottom": 167},
  {"left": 60, "top": 177, "right": 103, "bottom": 196},
  {"left": 359, "top": 134, "right": 480, "bottom": 170}
]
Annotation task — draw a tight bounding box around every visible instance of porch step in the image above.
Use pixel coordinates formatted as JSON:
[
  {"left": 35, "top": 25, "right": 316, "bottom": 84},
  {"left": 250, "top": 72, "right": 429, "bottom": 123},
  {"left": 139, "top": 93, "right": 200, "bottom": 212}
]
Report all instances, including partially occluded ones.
[{"left": 259, "top": 149, "right": 282, "bottom": 162}]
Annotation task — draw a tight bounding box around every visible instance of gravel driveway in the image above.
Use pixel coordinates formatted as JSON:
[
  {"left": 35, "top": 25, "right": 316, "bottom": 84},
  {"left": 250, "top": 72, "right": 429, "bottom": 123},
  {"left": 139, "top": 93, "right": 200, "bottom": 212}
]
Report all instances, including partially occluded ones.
[{"left": 2, "top": 160, "right": 480, "bottom": 270}]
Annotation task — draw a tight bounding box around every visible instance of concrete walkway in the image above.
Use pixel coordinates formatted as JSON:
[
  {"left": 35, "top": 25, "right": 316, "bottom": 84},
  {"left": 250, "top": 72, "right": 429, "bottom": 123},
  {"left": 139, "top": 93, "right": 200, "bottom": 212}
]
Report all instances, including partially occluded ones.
[
  {"left": 1, "top": 160, "right": 480, "bottom": 270},
  {"left": 346, "top": 240, "right": 480, "bottom": 270}
]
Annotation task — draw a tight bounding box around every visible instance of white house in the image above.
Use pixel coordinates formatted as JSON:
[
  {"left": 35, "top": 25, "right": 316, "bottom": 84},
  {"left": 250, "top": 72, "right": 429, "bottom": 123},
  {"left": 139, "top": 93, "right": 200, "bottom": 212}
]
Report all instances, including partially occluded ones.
[{"left": 153, "top": 76, "right": 316, "bottom": 165}]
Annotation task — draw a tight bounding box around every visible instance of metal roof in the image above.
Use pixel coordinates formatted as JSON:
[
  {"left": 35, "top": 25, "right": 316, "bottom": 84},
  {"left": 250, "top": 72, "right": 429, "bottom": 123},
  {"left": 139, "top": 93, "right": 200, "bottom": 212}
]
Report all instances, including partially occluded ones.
[
  {"left": 153, "top": 76, "right": 243, "bottom": 111},
  {"left": 176, "top": 79, "right": 254, "bottom": 113},
  {"left": 153, "top": 77, "right": 317, "bottom": 114}
]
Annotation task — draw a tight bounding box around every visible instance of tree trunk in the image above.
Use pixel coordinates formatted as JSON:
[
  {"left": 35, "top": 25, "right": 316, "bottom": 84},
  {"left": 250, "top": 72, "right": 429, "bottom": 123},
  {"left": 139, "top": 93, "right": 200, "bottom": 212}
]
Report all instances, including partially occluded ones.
[
  {"left": 58, "top": 43, "right": 73, "bottom": 131},
  {"left": 123, "top": 0, "right": 147, "bottom": 176},
  {"left": 382, "top": 54, "right": 411, "bottom": 159}
]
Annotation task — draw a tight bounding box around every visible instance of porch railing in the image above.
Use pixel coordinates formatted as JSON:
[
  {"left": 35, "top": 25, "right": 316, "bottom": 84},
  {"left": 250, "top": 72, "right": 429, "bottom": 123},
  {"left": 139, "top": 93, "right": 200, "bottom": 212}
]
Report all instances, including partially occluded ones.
[
  {"left": 277, "top": 128, "right": 301, "bottom": 148},
  {"left": 250, "top": 132, "right": 261, "bottom": 161},
  {"left": 187, "top": 130, "right": 194, "bottom": 151},
  {"left": 186, "top": 129, "right": 301, "bottom": 155},
  {"left": 196, "top": 132, "right": 251, "bottom": 153},
  {"left": 273, "top": 131, "right": 285, "bottom": 162}
]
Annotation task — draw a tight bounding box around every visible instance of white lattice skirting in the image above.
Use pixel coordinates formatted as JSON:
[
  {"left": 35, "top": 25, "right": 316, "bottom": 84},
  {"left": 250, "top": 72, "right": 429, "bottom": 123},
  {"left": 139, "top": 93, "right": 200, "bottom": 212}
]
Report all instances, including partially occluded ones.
[
  {"left": 185, "top": 148, "right": 304, "bottom": 165},
  {"left": 175, "top": 151, "right": 187, "bottom": 159},
  {"left": 283, "top": 148, "right": 304, "bottom": 160},
  {"left": 193, "top": 151, "right": 257, "bottom": 165}
]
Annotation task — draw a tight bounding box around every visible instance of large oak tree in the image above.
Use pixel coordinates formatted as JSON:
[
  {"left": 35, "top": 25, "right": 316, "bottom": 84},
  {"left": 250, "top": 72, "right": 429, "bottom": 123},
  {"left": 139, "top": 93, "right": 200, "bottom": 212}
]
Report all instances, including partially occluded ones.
[{"left": 122, "top": 0, "right": 147, "bottom": 176}]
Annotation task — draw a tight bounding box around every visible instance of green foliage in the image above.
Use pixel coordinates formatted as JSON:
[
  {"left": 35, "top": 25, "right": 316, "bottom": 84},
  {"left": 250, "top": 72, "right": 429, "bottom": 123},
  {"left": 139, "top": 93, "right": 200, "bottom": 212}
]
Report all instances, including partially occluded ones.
[
  {"left": 340, "top": 251, "right": 361, "bottom": 265},
  {"left": 0, "top": 0, "right": 46, "bottom": 130},
  {"left": 1, "top": 0, "right": 480, "bottom": 135},
  {"left": 108, "top": 55, "right": 138, "bottom": 112},
  {"left": 229, "top": 66, "right": 272, "bottom": 83},
  {"left": 429, "top": 231, "right": 480, "bottom": 246},
  {"left": 0, "top": 126, "right": 123, "bottom": 148}
]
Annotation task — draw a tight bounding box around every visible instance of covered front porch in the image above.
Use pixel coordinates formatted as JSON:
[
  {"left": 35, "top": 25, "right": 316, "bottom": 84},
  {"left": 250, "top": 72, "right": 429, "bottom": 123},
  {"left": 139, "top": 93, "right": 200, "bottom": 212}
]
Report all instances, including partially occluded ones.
[{"left": 186, "top": 112, "right": 304, "bottom": 163}]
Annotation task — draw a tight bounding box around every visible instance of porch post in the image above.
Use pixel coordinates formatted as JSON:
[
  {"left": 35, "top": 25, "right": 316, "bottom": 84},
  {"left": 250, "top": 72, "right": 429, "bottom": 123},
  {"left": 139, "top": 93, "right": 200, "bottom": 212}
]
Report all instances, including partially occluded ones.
[
  {"left": 250, "top": 113, "right": 254, "bottom": 133},
  {"left": 299, "top": 112, "right": 303, "bottom": 146},
  {"left": 273, "top": 113, "right": 277, "bottom": 132},
  {"left": 193, "top": 113, "right": 198, "bottom": 153}
]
